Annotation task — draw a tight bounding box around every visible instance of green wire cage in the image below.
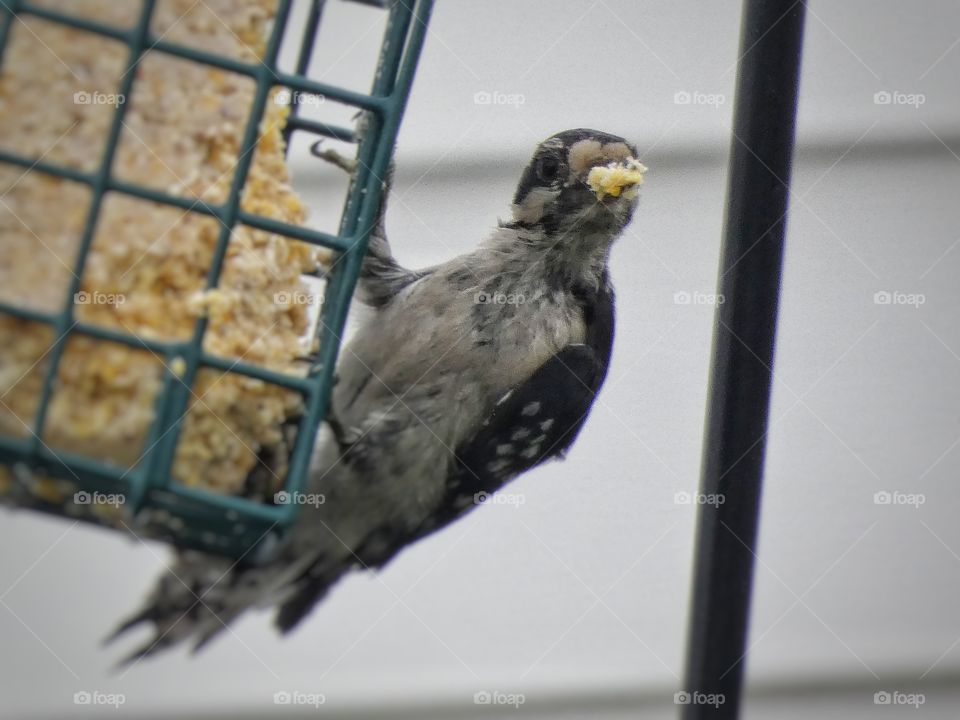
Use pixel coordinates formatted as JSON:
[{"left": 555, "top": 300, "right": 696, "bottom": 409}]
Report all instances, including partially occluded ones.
[{"left": 0, "top": 0, "right": 433, "bottom": 559}]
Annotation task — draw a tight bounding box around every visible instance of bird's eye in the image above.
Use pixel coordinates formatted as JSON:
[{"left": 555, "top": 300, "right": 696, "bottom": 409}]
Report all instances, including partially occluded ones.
[{"left": 537, "top": 156, "right": 562, "bottom": 184}]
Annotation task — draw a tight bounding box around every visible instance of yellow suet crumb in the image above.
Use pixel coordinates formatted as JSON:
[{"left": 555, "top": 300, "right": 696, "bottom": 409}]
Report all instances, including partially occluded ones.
[{"left": 587, "top": 158, "right": 648, "bottom": 200}]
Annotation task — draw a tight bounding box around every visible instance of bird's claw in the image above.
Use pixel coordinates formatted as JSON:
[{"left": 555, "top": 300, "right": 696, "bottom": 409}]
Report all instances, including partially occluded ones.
[{"left": 310, "top": 139, "right": 359, "bottom": 175}]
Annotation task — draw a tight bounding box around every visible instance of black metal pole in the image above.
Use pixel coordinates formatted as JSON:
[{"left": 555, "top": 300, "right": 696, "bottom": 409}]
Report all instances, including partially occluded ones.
[{"left": 681, "top": 1, "right": 805, "bottom": 718}]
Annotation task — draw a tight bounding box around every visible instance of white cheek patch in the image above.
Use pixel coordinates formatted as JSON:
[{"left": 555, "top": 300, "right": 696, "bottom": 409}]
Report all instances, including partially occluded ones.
[
  {"left": 512, "top": 187, "right": 559, "bottom": 225},
  {"left": 568, "top": 139, "right": 603, "bottom": 175},
  {"left": 568, "top": 140, "right": 633, "bottom": 176},
  {"left": 599, "top": 142, "right": 632, "bottom": 163}
]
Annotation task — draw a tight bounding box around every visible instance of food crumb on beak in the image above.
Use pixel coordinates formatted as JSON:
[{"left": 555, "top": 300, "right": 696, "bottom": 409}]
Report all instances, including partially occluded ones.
[{"left": 586, "top": 158, "right": 648, "bottom": 201}]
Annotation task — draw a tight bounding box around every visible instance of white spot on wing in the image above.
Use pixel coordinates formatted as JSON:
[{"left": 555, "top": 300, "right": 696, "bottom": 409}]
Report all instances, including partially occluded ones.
[
  {"left": 453, "top": 494, "right": 475, "bottom": 510},
  {"left": 521, "top": 445, "right": 541, "bottom": 459},
  {"left": 521, "top": 402, "right": 540, "bottom": 417},
  {"left": 487, "top": 458, "right": 511, "bottom": 473}
]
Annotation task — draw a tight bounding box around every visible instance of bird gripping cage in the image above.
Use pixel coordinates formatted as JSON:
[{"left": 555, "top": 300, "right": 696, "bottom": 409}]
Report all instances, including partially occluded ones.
[{"left": 0, "top": 0, "right": 434, "bottom": 558}]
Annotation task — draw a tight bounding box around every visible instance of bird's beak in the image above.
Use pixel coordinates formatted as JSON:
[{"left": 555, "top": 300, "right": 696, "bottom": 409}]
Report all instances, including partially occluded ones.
[{"left": 586, "top": 157, "right": 648, "bottom": 201}]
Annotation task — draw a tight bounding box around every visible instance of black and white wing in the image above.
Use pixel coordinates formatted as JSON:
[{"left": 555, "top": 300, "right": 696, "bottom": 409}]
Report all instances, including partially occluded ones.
[{"left": 435, "top": 277, "right": 616, "bottom": 524}]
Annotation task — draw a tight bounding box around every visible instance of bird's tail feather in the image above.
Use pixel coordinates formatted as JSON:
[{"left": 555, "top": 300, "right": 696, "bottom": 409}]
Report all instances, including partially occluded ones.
[
  {"left": 105, "top": 550, "right": 244, "bottom": 664},
  {"left": 107, "top": 543, "right": 357, "bottom": 664}
]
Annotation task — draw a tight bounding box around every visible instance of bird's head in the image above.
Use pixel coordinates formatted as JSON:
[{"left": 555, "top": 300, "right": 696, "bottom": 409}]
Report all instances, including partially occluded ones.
[{"left": 510, "top": 129, "right": 646, "bottom": 240}]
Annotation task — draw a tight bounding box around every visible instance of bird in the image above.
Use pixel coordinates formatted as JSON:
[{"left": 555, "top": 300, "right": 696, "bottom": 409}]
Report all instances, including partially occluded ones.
[{"left": 110, "top": 128, "right": 646, "bottom": 661}]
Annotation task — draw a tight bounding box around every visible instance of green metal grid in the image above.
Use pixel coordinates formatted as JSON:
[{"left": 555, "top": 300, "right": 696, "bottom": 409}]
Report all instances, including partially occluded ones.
[{"left": 0, "top": 0, "right": 433, "bottom": 558}]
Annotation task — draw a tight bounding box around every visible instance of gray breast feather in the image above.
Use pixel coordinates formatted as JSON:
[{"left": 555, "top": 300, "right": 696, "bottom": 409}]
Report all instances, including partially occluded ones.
[{"left": 331, "top": 247, "right": 586, "bottom": 460}]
